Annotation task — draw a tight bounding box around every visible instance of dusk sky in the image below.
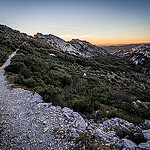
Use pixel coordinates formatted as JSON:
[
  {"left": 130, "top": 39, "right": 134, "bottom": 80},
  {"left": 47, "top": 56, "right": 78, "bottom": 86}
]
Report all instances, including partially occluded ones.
[{"left": 0, "top": 0, "right": 150, "bottom": 45}]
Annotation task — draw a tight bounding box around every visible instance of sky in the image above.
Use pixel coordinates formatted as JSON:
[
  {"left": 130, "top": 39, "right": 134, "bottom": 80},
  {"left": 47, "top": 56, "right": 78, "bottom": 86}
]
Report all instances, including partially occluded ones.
[{"left": 0, "top": 0, "right": 150, "bottom": 45}]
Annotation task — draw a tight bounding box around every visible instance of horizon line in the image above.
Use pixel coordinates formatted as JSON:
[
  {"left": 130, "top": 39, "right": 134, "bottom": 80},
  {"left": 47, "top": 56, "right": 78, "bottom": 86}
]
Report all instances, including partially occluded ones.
[{"left": 1, "top": 24, "right": 150, "bottom": 47}]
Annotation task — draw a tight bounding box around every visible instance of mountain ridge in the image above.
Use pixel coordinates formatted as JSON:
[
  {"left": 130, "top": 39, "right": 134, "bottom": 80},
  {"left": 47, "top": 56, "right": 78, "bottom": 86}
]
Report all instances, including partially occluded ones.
[{"left": 35, "top": 33, "right": 109, "bottom": 57}]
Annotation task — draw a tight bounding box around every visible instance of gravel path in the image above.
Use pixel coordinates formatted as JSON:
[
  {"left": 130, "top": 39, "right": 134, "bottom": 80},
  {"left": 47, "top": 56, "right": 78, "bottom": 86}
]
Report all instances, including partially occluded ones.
[{"left": 0, "top": 52, "right": 71, "bottom": 150}]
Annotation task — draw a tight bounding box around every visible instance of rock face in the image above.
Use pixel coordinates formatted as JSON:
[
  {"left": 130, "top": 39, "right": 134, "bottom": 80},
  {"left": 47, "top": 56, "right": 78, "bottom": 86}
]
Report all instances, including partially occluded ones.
[
  {"left": 121, "top": 138, "right": 137, "bottom": 150},
  {"left": 145, "top": 120, "right": 150, "bottom": 128},
  {"left": 138, "top": 140, "right": 150, "bottom": 150},
  {"left": 130, "top": 45, "right": 150, "bottom": 69},
  {"left": 143, "top": 129, "right": 150, "bottom": 140},
  {"left": 62, "top": 107, "right": 87, "bottom": 131},
  {"left": 69, "top": 39, "right": 109, "bottom": 57},
  {"left": 35, "top": 33, "right": 109, "bottom": 57}
]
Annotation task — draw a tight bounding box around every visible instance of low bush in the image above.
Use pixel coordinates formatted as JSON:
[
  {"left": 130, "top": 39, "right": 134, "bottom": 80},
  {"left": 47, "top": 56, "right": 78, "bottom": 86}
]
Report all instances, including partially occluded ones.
[
  {"left": 115, "top": 127, "right": 146, "bottom": 145},
  {"left": 72, "top": 97, "right": 94, "bottom": 114},
  {"left": 36, "top": 85, "right": 65, "bottom": 106},
  {"left": 14, "top": 73, "right": 24, "bottom": 84},
  {"left": 112, "top": 90, "right": 126, "bottom": 101},
  {"left": 5, "top": 62, "right": 26, "bottom": 74},
  {"left": 72, "top": 131, "right": 104, "bottom": 150},
  {"left": 24, "top": 78, "right": 36, "bottom": 88}
]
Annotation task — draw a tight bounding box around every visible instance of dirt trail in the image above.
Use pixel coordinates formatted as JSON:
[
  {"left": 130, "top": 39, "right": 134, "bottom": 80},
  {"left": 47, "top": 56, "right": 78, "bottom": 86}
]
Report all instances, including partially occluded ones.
[{"left": 0, "top": 51, "right": 69, "bottom": 150}]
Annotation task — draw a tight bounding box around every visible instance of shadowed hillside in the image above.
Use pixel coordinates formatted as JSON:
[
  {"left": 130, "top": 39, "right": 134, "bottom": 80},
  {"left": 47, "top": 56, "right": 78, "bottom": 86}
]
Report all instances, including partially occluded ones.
[{"left": 0, "top": 24, "right": 150, "bottom": 124}]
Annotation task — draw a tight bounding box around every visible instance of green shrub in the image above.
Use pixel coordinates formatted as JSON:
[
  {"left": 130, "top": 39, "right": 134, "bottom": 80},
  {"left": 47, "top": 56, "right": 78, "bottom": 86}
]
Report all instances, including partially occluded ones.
[
  {"left": 89, "top": 87, "right": 111, "bottom": 104},
  {"left": 14, "top": 73, "right": 24, "bottom": 84},
  {"left": 61, "top": 74, "right": 72, "bottom": 87},
  {"left": 36, "top": 85, "right": 64, "bottom": 105},
  {"left": 5, "top": 62, "right": 26, "bottom": 74},
  {"left": 72, "top": 97, "right": 94, "bottom": 114},
  {"left": 24, "top": 78, "right": 36, "bottom": 88}
]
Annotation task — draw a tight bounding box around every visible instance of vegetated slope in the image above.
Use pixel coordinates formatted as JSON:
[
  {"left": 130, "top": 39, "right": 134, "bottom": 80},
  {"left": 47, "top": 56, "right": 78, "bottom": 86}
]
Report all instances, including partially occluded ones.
[
  {"left": 1, "top": 24, "right": 150, "bottom": 124},
  {"left": 0, "top": 25, "right": 26, "bottom": 66},
  {"left": 35, "top": 33, "right": 109, "bottom": 57},
  {"left": 1, "top": 55, "right": 148, "bottom": 150}
]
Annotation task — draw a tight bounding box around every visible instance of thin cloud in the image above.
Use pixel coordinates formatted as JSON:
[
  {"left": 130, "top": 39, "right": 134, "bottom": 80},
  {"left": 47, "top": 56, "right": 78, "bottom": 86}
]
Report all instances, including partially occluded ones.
[
  {"left": 60, "top": 35, "right": 93, "bottom": 38},
  {"left": 60, "top": 35, "right": 75, "bottom": 38},
  {"left": 80, "top": 35, "right": 92, "bottom": 38},
  {"left": 49, "top": 25, "right": 81, "bottom": 29}
]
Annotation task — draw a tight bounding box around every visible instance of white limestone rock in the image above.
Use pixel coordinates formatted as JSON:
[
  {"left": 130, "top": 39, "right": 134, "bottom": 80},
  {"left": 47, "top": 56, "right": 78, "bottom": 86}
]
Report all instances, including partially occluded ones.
[
  {"left": 143, "top": 129, "right": 150, "bottom": 140},
  {"left": 138, "top": 140, "right": 150, "bottom": 150},
  {"left": 121, "top": 138, "right": 137, "bottom": 150},
  {"left": 35, "top": 33, "right": 109, "bottom": 57},
  {"left": 72, "top": 112, "right": 87, "bottom": 131}
]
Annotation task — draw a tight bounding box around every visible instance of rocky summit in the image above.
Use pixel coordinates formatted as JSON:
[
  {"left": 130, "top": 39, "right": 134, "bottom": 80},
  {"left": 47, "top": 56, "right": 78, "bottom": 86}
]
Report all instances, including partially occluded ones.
[
  {"left": 35, "top": 33, "right": 109, "bottom": 57},
  {"left": 130, "top": 45, "right": 150, "bottom": 69}
]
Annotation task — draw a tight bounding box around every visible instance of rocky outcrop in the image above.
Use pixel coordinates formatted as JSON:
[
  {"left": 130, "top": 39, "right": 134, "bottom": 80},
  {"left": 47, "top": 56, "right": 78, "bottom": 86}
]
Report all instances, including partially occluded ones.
[
  {"left": 138, "top": 140, "right": 150, "bottom": 150},
  {"left": 35, "top": 33, "right": 109, "bottom": 57},
  {"left": 62, "top": 107, "right": 87, "bottom": 131},
  {"left": 143, "top": 129, "right": 150, "bottom": 140},
  {"left": 69, "top": 39, "right": 109, "bottom": 57},
  {"left": 129, "top": 45, "right": 150, "bottom": 69},
  {"left": 121, "top": 139, "right": 137, "bottom": 150}
]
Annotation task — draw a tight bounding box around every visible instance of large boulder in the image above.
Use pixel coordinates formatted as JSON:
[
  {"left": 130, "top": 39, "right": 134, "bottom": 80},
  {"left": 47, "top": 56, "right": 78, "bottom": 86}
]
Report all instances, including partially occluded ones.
[
  {"left": 121, "top": 138, "right": 137, "bottom": 150},
  {"left": 29, "top": 93, "right": 43, "bottom": 104},
  {"left": 138, "top": 140, "right": 150, "bottom": 150},
  {"left": 72, "top": 112, "right": 87, "bottom": 131},
  {"left": 62, "top": 107, "right": 87, "bottom": 131},
  {"left": 144, "top": 120, "right": 150, "bottom": 129},
  {"left": 142, "top": 129, "right": 150, "bottom": 140},
  {"left": 62, "top": 107, "right": 73, "bottom": 118}
]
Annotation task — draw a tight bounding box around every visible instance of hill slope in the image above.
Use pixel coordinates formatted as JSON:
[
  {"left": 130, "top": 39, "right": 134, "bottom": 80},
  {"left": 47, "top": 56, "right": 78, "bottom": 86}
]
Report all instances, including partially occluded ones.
[
  {"left": 35, "top": 33, "right": 109, "bottom": 57},
  {"left": 0, "top": 24, "right": 150, "bottom": 124},
  {"left": 1, "top": 48, "right": 150, "bottom": 150}
]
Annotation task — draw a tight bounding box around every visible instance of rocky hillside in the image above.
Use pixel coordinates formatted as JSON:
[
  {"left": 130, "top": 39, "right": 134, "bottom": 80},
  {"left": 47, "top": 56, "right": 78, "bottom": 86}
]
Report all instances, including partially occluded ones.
[
  {"left": 129, "top": 45, "right": 150, "bottom": 69},
  {"left": 35, "top": 33, "right": 109, "bottom": 57},
  {"left": 0, "top": 25, "right": 27, "bottom": 66},
  {"left": 1, "top": 53, "right": 150, "bottom": 149},
  {"left": 102, "top": 43, "right": 150, "bottom": 57},
  {"left": 0, "top": 24, "right": 150, "bottom": 149},
  {"left": 69, "top": 39, "right": 109, "bottom": 57},
  {"left": 104, "top": 43, "right": 150, "bottom": 70}
]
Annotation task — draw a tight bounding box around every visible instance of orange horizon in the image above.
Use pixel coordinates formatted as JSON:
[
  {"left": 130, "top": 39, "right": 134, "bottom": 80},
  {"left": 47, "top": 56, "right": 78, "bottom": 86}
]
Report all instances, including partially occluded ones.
[
  {"left": 94, "top": 41, "right": 150, "bottom": 46},
  {"left": 65, "top": 38, "right": 150, "bottom": 46},
  {"left": 29, "top": 31, "right": 150, "bottom": 46},
  {"left": 84, "top": 38, "right": 150, "bottom": 46},
  {"left": 61, "top": 35, "right": 150, "bottom": 46}
]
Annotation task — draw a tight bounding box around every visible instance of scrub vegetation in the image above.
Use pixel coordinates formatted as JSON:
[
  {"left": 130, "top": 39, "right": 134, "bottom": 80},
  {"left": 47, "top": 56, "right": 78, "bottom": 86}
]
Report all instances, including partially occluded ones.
[{"left": 1, "top": 25, "right": 150, "bottom": 124}]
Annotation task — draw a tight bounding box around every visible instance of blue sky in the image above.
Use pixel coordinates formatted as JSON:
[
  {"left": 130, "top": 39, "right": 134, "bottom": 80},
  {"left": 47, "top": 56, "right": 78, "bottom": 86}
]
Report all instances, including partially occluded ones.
[{"left": 0, "top": 0, "right": 150, "bottom": 45}]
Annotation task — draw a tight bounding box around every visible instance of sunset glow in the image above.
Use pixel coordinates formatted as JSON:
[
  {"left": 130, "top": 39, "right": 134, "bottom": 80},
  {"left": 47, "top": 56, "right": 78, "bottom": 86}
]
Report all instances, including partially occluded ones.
[{"left": 0, "top": 0, "right": 150, "bottom": 45}]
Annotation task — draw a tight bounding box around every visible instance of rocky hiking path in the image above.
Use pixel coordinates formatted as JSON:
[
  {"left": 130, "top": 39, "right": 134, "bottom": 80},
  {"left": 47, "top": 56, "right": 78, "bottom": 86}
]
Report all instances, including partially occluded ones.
[
  {"left": 0, "top": 51, "right": 74, "bottom": 149},
  {"left": 1, "top": 51, "right": 150, "bottom": 150}
]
